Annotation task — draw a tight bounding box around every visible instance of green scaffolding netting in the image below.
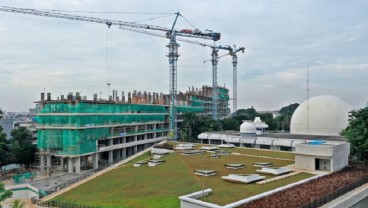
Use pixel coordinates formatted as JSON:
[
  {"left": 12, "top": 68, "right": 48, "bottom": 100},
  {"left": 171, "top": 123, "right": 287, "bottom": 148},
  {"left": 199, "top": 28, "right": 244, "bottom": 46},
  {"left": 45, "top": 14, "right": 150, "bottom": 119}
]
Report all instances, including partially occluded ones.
[
  {"left": 36, "top": 114, "right": 166, "bottom": 127},
  {"left": 36, "top": 102, "right": 201, "bottom": 155},
  {"left": 37, "top": 128, "right": 109, "bottom": 155},
  {"left": 177, "top": 106, "right": 204, "bottom": 113},
  {"left": 13, "top": 172, "right": 34, "bottom": 183},
  {"left": 37, "top": 102, "right": 167, "bottom": 114},
  {"left": 219, "top": 88, "right": 230, "bottom": 100}
]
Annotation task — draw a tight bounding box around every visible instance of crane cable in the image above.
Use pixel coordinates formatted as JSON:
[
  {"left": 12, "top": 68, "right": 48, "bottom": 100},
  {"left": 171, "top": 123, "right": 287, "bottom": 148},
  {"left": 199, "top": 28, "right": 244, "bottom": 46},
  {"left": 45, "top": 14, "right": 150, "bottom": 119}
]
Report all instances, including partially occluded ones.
[
  {"left": 106, "top": 26, "right": 112, "bottom": 98},
  {"left": 38, "top": 9, "right": 174, "bottom": 15},
  {"left": 179, "top": 14, "right": 197, "bottom": 29},
  {"left": 132, "top": 13, "right": 176, "bottom": 23}
]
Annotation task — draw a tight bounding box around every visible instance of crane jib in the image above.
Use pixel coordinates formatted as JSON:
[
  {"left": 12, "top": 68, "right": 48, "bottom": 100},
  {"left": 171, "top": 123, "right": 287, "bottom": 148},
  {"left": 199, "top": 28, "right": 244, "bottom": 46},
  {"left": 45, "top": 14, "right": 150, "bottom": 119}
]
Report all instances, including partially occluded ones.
[{"left": 0, "top": 6, "right": 221, "bottom": 41}]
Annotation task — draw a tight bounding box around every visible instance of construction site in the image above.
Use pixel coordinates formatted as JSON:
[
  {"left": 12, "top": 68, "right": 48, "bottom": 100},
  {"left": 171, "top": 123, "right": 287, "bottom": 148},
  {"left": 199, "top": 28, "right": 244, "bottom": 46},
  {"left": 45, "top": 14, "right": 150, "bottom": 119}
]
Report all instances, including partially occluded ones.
[
  {"left": 0, "top": 4, "right": 243, "bottom": 207},
  {"left": 35, "top": 85, "right": 230, "bottom": 175}
]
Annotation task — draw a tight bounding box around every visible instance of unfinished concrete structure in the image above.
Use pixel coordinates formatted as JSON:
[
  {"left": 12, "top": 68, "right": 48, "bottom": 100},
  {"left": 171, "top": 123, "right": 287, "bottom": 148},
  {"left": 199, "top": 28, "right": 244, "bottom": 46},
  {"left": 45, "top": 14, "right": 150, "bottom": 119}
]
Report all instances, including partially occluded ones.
[{"left": 35, "top": 85, "right": 230, "bottom": 174}]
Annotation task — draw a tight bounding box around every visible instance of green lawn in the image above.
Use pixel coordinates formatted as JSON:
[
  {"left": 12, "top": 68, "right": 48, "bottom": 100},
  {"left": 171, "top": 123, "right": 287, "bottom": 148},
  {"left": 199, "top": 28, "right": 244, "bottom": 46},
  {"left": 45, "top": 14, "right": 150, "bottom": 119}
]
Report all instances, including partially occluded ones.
[
  {"left": 52, "top": 148, "right": 311, "bottom": 207},
  {"left": 229, "top": 147, "right": 295, "bottom": 160}
]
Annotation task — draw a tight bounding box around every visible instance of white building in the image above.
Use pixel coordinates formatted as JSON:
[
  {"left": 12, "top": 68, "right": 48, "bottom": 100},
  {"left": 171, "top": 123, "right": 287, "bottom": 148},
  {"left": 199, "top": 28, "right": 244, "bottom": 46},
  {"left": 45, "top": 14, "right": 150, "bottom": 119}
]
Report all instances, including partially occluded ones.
[{"left": 294, "top": 141, "right": 350, "bottom": 172}]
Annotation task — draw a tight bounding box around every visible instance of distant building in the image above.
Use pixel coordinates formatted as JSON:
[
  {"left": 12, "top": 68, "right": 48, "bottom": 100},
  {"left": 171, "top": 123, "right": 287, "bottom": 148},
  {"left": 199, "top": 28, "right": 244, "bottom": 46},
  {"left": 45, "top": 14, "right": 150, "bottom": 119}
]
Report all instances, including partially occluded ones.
[{"left": 0, "top": 118, "right": 14, "bottom": 140}]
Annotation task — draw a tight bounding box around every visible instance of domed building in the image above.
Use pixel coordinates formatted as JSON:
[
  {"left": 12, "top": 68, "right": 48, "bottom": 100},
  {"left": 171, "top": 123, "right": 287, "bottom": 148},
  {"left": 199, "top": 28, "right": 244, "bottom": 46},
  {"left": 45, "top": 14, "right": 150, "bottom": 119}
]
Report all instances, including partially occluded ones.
[
  {"left": 240, "top": 120, "right": 256, "bottom": 135},
  {"left": 253, "top": 117, "right": 269, "bottom": 135},
  {"left": 290, "top": 95, "right": 353, "bottom": 136}
]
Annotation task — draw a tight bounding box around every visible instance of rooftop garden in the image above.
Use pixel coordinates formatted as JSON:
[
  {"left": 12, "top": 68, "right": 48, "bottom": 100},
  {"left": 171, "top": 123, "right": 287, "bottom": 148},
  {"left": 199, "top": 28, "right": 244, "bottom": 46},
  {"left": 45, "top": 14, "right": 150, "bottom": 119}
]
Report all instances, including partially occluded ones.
[{"left": 51, "top": 144, "right": 312, "bottom": 208}]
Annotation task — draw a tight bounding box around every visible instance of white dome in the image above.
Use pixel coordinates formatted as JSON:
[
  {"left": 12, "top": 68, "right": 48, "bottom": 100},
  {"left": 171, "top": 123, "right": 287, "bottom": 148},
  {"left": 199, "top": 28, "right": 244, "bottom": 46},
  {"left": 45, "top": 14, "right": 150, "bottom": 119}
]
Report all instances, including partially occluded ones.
[
  {"left": 290, "top": 95, "right": 353, "bottom": 136},
  {"left": 254, "top": 117, "right": 262, "bottom": 124},
  {"left": 240, "top": 121, "right": 257, "bottom": 134},
  {"left": 254, "top": 117, "right": 269, "bottom": 129}
]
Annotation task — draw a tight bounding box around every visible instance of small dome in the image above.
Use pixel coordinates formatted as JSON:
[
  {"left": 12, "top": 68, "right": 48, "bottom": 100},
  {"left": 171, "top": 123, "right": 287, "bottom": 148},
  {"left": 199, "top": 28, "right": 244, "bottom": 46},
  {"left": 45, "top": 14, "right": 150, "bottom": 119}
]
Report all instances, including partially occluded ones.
[
  {"left": 290, "top": 95, "right": 353, "bottom": 136},
  {"left": 254, "top": 117, "right": 269, "bottom": 129},
  {"left": 254, "top": 117, "right": 262, "bottom": 124},
  {"left": 240, "top": 120, "right": 257, "bottom": 134}
]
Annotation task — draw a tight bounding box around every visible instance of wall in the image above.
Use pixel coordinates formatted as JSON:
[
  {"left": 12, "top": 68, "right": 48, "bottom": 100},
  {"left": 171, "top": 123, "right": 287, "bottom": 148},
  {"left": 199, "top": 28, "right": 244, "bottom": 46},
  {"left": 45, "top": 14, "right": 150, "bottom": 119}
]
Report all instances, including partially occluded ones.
[
  {"left": 295, "top": 155, "right": 315, "bottom": 170},
  {"left": 5, "top": 184, "right": 39, "bottom": 199},
  {"left": 295, "top": 143, "right": 333, "bottom": 157},
  {"left": 332, "top": 143, "right": 350, "bottom": 171}
]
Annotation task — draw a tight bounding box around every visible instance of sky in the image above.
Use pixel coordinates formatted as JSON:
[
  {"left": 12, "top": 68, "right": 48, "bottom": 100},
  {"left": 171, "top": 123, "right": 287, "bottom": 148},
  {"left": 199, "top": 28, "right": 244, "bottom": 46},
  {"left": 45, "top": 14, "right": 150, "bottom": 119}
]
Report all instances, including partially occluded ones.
[{"left": 0, "top": 0, "right": 367, "bottom": 112}]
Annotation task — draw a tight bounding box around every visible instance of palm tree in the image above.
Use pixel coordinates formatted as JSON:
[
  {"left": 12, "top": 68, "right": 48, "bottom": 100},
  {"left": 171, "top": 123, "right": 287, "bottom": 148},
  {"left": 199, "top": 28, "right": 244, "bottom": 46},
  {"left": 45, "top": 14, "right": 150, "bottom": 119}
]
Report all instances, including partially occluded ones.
[{"left": 11, "top": 199, "right": 24, "bottom": 208}]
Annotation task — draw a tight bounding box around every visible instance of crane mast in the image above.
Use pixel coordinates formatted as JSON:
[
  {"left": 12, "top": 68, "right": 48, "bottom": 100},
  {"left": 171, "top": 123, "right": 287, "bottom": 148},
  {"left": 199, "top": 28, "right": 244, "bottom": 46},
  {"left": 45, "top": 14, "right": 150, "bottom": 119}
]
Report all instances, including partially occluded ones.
[
  {"left": 230, "top": 46, "right": 245, "bottom": 113},
  {"left": 115, "top": 26, "right": 227, "bottom": 120},
  {"left": 167, "top": 14, "right": 180, "bottom": 140},
  {"left": 204, "top": 46, "right": 244, "bottom": 114},
  {"left": 211, "top": 47, "right": 219, "bottom": 120},
  {"left": 210, "top": 45, "right": 232, "bottom": 120},
  {"left": 0, "top": 6, "right": 221, "bottom": 140}
]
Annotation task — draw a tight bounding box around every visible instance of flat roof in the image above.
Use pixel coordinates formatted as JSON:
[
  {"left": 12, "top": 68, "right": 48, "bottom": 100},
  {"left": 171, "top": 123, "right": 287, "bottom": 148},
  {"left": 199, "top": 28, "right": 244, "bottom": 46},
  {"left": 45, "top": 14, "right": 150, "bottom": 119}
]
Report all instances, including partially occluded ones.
[{"left": 204, "top": 131, "right": 346, "bottom": 142}]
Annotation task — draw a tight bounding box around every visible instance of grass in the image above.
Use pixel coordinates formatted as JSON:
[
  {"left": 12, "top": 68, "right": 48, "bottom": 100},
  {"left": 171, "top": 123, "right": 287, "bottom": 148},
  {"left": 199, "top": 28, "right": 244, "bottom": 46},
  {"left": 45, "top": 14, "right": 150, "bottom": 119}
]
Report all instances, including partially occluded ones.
[
  {"left": 223, "top": 147, "right": 294, "bottom": 160},
  {"left": 52, "top": 147, "right": 311, "bottom": 207}
]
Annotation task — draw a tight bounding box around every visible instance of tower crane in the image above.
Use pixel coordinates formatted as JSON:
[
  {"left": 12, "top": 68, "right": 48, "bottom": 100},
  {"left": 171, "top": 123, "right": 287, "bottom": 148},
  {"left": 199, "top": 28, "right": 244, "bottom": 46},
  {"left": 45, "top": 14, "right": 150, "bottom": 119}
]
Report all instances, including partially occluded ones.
[
  {"left": 0, "top": 6, "right": 221, "bottom": 140},
  {"left": 119, "top": 26, "right": 238, "bottom": 120},
  {"left": 204, "top": 46, "right": 245, "bottom": 113}
]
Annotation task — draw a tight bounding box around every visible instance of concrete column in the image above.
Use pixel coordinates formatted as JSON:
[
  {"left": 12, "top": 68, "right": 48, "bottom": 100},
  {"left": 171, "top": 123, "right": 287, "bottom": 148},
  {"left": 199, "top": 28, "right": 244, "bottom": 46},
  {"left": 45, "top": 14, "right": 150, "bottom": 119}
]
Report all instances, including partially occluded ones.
[
  {"left": 46, "top": 155, "right": 51, "bottom": 168},
  {"left": 154, "top": 123, "right": 157, "bottom": 138},
  {"left": 68, "top": 157, "right": 73, "bottom": 173},
  {"left": 40, "top": 155, "right": 45, "bottom": 173},
  {"left": 75, "top": 157, "right": 81, "bottom": 174},
  {"left": 122, "top": 148, "right": 126, "bottom": 159},
  {"left": 60, "top": 157, "right": 64, "bottom": 170},
  {"left": 109, "top": 139, "right": 113, "bottom": 146},
  {"left": 92, "top": 153, "right": 99, "bottom": 169},
  {"left": 82, "top": 156, "right": 88, "bottom": 166},
  {"left": 134, "top": 145, "right": 137, "bottom": 154},
  {"left": 116, "top": 149, "right": 121, "bottom": 161},
  {"left": 46, "top": 155, "right": 51, "bottom": 176},
  {"left": 109, "top": 150, "right": 113, "bottom": 164}
]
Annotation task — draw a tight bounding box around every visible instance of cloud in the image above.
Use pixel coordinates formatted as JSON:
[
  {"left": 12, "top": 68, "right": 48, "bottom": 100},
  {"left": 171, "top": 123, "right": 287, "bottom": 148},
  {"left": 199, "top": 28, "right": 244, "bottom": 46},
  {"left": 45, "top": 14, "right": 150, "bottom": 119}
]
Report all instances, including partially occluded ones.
[{"left": 0, "top": 0, "right": 367, "bottom": 112}]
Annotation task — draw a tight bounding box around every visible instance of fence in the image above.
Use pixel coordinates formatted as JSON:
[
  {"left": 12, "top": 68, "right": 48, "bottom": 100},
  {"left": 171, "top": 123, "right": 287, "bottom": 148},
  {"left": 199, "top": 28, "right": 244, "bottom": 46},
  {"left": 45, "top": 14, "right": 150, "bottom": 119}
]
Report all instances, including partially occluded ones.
[
  {"left": 301, "top": 175, "right": 368, "bottom": 208},
  {"left": 38, "top": 166, "right": 106, "bottom": 198},
  {"left": 32, "top": 198, "right": 98, "bottom": 208}
]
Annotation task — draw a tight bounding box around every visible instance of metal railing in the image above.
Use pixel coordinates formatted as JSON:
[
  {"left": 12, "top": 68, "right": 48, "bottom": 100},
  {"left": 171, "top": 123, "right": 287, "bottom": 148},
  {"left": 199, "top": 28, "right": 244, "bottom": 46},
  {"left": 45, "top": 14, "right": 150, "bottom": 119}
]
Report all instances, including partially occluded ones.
[
  {"left": 32, "top": 198, "right": 99, "bottom": 208},
  {"left": 38, "top": 166, "right": 106, "bottom": 198}
]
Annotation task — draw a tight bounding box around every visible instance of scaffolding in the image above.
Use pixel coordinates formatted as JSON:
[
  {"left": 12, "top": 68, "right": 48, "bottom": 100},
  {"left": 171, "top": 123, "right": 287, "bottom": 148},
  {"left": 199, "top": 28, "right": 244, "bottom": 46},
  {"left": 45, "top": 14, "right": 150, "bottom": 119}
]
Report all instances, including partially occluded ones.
[
  {"left": 36, "top": 102, "right": 202, "bottom": 156},
  {"left": 36, "top": 102, "right": 170, "bottom": 156}
]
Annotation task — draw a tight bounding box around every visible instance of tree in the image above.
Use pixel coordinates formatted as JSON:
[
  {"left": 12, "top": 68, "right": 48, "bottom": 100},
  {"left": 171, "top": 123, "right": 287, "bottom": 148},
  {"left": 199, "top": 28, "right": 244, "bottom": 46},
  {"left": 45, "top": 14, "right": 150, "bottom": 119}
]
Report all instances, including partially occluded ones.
[
  {"left": 259, "top": 113, "right": 277, "bottom": 130},
  {"left": 0, "top": 183, "right": 12, "bottom": 208},
  {"left": 0, "top": 127, "right": 13, "bottom": 168},
  {"left": 276, "top": 103, "right": 299, "bottom": 131},
  {"left": 220, "top": 117, "right": 240, "bottom": 131},
  {"left": 11, "top": 199, "right": 24, "bottom": 208},
  {"left": 182, "top": 112, "right": 197, "bottom": 142},
  {"left": 341, "top": 106, "right": 368, "bottom": 163},
  {"left": 235, "top": 107, "right": 258, "bottom": 120},
  {"left": 10, "top": 127, "right": 36, "bottom": 168}
]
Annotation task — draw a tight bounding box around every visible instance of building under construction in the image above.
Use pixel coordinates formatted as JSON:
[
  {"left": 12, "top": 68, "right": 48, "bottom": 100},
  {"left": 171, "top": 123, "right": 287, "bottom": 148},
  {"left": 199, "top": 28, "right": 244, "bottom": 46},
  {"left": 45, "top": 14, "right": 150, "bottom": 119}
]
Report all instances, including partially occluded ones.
[{"left": 35, "top": 85, "right": 229, "bottom": 174}]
